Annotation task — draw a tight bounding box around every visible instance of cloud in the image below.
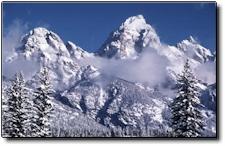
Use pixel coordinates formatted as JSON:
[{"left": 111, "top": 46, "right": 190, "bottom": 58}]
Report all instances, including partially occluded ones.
[
  {"left": 2, "top": 19, "right": 28, "bottom": 61},
  {"left": 194, "top": 61, "right": 216, "bottom": 85},
  {"left": 2, "top": 19, "right": 40, "bottom": 79},
  {"left": 85, "top": 47, "right": 169, "bottom": 87},
  {"left": 3, "top": 56, "right": 41, "bottom": 80}
]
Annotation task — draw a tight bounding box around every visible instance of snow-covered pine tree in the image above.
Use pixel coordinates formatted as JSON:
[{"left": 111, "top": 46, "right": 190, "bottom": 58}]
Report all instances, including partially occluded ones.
[
  {"left": 18, "top": 72, "right": 34, "bottom": 137},
  {"left": 170, "top": 59, "right": 204, "bottom": 137},
  {"left": 3, "top": 72, "right": 31, "bottom": 137},
  {"left": 2, "top": 81, "right": 10, "bottom": 137},
  {"left": 32, "top": 67, "right": 54, "bottom": 137}
]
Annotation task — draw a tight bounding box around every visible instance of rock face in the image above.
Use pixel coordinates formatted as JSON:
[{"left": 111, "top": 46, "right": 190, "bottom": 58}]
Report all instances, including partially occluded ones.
[{"left": 3, "top": 15, "right": 216, "bottom": 137}]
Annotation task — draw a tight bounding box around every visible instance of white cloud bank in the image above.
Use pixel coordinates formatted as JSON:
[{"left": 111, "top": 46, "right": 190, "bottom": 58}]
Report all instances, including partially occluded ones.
[
  {"left": 2, "top": 20, "right": 28, "bottom": 60},
  {"left": 2, "top": 20, "right": 40, "bottom": 79},
  {"left": 194, "top": 61, "right": 216, "bottom": 85},
  {"left": 85, "top": 48, "right": 170, "bottom": 87}
]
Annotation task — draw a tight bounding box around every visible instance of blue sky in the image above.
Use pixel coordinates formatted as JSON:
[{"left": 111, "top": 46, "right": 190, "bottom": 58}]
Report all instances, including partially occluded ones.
[{"left": 3, "top": 2, "right": 216, "bottom": 52}]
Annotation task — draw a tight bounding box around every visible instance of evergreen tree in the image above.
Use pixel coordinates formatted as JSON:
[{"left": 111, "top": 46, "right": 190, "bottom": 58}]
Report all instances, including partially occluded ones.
[
  {"left": 3, "top": 72, "right": 31, "bottom": 137},
  {"left": 32, "top": 67, "right": 54, "bottom": 137},
  {"left": 2, "top": 82, "right": 10, "bottom": 137},
  {"left": 170, "top": 59, "right": 204, "bottom": 137},
  {"left": 18, "top": 73, "right": 34, "bottom": 137}
]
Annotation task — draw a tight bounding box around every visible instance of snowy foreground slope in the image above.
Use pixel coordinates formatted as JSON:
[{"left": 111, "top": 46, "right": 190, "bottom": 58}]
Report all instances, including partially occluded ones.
[{"left": 2, "top": 15, "right": 216, "bottom": 137}]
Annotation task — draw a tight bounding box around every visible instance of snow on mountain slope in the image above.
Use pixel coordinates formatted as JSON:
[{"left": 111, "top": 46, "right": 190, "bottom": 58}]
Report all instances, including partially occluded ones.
[
  {"left": 97, "top": 15, "right": 160, "bottom": 59},
  {"left": 66, "top": 41, "right": 93, "bottom": 60},
  {"left": 18, "top": 27, "right": 70, "bottom": 60},
  {"left": 51, "top": 98, "right": 111, "bottom": 137},
  {"left": 61, "top": 75, "right": 170, "bottom": 131},
  {"left": 177, "top": 36, "right": 214, "bottom": 63}
]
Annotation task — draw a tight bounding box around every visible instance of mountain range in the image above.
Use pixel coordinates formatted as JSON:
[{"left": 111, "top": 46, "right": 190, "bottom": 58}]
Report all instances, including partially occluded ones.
[{"left": 2, "top": 15, "right": 216, "bottom": 137}]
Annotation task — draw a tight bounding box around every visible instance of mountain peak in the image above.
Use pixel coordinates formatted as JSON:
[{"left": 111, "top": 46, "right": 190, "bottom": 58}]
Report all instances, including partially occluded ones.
[
  {"left": 97, "top": 15, "right": 160, "bottom": 59},
  {"left": 16, "top": 27, "right": 70, "bottom": 61},
  {"left": 177, "top": 36, "right": 213, "bottom": 63},
  {"left": 7, "top": 27, "right": 82, "bottom": 90},
  {"left": 120, "top": 15, "right": 147, "bottom": 30},
  {"left": 187, "top": 35, "right": 198, "bottom": 44},
  {"left": 29, "top": 27, "right": 50, "bottom": 37}
]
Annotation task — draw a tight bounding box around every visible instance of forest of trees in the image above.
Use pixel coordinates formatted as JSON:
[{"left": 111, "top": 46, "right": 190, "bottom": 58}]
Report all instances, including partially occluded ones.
[
  {"left": 2, "top": 60, "right": 205, "bottom": 137},
  {"left": 2, "top": 67, "right": 54, "bottom": 137}
]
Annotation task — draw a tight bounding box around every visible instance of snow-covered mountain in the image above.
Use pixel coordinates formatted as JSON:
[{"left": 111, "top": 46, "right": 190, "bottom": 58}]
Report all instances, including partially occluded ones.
[
  {"left": 96, "top": 15, "right": 214, "bottom": 81},
  {"left": 177, "top": 36, "right": 214, "bottom": 63},
  {"left": 97, "top": 15, "right": 160, "bottom": 59},
  {"left": 6, "top": 27, "right": 93, "bottom": 91},
  {"left": 2, "top": 15, "right": 216, "bottom": 137}
]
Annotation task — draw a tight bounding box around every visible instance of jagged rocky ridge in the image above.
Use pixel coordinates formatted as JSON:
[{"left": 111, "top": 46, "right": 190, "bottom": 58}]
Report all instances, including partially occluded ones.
[{"left": 3, "top": 15, "right": 216, "bottom": 137}]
